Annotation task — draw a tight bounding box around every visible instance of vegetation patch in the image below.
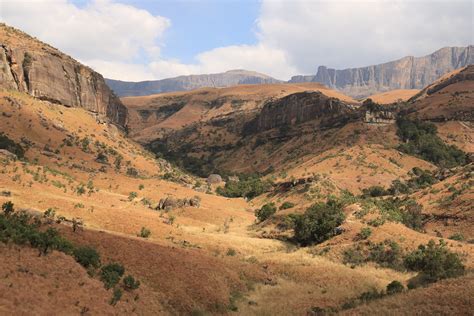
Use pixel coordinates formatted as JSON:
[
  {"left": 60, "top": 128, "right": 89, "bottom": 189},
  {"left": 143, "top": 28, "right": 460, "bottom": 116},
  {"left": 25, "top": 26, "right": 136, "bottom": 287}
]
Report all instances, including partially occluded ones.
[
  {"left": 292, "top": 199, "right": 346, "bottom": 246},
  {"left": 396, "top": 118, "right": 466, "bottom": 168}
]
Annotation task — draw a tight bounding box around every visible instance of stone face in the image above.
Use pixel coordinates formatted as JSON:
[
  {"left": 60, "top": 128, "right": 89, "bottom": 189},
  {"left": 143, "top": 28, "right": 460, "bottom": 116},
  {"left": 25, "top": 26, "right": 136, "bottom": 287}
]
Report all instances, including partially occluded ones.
[
  {"left": 290, "top": 46, "right": 474, "bottom": 98},
  {"left": 106, "top": 69, "right": 282, "bottom": 97},
  {"left": 246, "top": 91, "right": 361, "bottom": 133},
  {"left": 0, "top": 24, "right": 127, "bottom": 127}
]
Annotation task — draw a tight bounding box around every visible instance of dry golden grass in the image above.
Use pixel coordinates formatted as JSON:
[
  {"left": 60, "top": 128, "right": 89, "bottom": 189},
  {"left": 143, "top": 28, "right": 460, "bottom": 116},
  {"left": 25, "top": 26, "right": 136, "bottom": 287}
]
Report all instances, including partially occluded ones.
[{"left": 366, "top": 89, "right": 419, "bottom": 104}]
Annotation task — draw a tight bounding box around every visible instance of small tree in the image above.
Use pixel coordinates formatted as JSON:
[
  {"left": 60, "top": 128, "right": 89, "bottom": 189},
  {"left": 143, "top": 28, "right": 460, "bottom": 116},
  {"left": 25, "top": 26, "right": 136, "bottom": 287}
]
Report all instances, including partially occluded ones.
[
  {"left": 100, "top": 263, "right": 125, "bottom": 289},
  {"left": 255, "top": 203, "right": 276, "bottom": 222},
  {"left": 73, "top": 246, "right": 101, "bottom": 269},
  {"left": 293, "top": 199, "right": 346, "bottom": 246},
  {"left": 404, "top": 239, "right": 465, "bottom": 285}
]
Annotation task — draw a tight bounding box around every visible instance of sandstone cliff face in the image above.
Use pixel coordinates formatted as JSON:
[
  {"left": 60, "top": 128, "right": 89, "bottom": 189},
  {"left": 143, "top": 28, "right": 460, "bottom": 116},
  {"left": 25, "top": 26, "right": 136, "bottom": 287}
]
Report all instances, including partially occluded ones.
[
  {"left": 106, "top": 69, "right": 281, "bottom": 97},
  {"left": 290, "top": 46, "right": 474, "bottom": 98},
  {"left": 0, "top": 24, "right": 127, "bottom": 127},
  {"left": 246, "top": 91, "right": 361, "bottom": 133}
]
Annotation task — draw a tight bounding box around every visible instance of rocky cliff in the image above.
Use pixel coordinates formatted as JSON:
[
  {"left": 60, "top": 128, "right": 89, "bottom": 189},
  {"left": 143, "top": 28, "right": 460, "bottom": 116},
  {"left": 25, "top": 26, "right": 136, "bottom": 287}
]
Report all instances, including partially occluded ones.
[
  {"left": 0, "top": 24, "right": 127, "bottom": 127},
  {"left": 245, "top": 91, "right": 361, "bottom": 134},
  {"left": 289, "top": 46, "right": 474, "bottom": 98},
  {"left": 106, "top": 69, "right": 281, "bottom": 97}
]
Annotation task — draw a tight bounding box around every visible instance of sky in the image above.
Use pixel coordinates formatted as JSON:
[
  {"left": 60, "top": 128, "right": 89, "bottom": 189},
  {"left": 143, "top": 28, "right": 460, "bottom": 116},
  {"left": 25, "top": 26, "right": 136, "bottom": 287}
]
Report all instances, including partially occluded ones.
[{"left": 1, "top": 0, "right": 472, "bottom": 81}]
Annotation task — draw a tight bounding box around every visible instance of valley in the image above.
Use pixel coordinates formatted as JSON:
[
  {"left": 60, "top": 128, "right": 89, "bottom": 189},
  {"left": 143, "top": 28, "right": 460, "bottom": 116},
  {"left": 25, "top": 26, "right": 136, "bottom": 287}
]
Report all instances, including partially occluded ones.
[{"left": 0, "top": 22, "right": 473, "bottom": 316}]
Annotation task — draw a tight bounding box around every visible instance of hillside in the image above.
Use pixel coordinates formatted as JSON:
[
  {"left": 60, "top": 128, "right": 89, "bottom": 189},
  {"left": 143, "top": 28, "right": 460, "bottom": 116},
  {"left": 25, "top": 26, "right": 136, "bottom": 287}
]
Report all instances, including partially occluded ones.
[
  {"left": 290, "top": 46, "right": 473, "bottom": 98},
  {"left": 0, "top": 23, "right": 127, "bottom": 127},
  {"left": 366, "top": 89, "right": 420, "bottom": 104},
  {"left": 106, "top": 69, "right": 282, "bottom": 97}
]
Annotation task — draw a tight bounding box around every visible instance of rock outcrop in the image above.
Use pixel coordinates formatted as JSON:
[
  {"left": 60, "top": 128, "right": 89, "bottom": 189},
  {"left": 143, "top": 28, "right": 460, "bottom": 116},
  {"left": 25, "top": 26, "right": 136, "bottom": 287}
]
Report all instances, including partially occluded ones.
[
  {"left": 289, "top": 46, "right": 474, "bottom": 98},
  {"left": 245, "top": 91, "right": 361, "bottom": 133},
  {"left": 106, "top": 69, "right": 281, "bottom": 97},
  {"left": 0, "top": 24, "right": 127, "bottom": 127}
]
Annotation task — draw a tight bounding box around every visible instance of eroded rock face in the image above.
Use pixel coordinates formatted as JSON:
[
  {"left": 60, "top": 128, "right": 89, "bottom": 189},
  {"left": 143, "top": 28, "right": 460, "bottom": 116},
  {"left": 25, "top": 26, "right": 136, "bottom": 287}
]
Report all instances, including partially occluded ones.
[
  {"left": 245, "top": 91, "right": 361, "bottom": 133},
  {"left": 0, "top": 24, "right": 127, "bottom": 127},
  {"left": 290, "top": 46, "right": 474, "bottom": 98}
]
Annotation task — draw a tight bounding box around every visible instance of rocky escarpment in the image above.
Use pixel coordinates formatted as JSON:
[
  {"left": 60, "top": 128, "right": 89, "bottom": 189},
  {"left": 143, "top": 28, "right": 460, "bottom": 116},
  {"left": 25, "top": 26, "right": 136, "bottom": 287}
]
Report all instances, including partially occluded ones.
[
  {"left": 245, "top": 91, "right": 361, "bottom": 134},
  {"left": 106, "top": 69, "right": 282, "bottom": 97},
  {"left": 0, "top": 24, "right": 127, "bottom": 127},
  {"left": 289, "top": 46, "right": 474, "bottom": 98}
]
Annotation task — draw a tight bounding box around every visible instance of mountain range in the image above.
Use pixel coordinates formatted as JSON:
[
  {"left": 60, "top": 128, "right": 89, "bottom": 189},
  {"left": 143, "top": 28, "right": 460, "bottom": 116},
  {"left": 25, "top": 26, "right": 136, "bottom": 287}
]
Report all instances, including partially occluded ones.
[
  {"left": 106, "top": 69, "right": 281, "bottom": 97},
  {"left": 107, "top": 46, "right": 473, "bottom": 99}
]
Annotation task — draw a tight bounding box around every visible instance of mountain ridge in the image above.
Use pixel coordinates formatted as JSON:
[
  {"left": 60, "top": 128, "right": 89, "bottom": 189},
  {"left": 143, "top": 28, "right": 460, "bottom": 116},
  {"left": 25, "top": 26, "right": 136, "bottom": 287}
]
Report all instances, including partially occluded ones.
[
  {"left": 290, "top": 46, "right": 474, "bottom": 98},
  {"left": 106, "top": 69, "right": 282, "bottom": 97}
]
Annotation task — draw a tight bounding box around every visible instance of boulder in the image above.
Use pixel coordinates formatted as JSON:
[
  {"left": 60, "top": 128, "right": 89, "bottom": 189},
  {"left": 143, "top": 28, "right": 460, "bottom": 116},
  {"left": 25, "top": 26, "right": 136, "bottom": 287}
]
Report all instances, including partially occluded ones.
[{"left": 207, "top": 174, "right": 223, "bottom": 184}]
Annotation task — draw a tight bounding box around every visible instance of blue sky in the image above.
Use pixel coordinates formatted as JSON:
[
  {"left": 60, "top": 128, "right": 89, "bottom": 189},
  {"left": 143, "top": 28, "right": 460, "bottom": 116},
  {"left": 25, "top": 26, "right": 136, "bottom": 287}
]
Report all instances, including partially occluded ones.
[
  {"left": 2, "top": 0, "right": 472, "bottom": 81},
  {"left": 72, "top": 0, "right": 261, "bottom": 64}
]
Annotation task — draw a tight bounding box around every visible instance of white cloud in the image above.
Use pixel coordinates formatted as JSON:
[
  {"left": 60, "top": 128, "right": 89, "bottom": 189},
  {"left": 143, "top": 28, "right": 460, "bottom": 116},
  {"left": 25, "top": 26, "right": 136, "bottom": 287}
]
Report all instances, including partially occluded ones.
[
  {"left": 1, "top": 0, "right": 471, "bottom": 81},
  {"left": 1, "top": 0, "right": 169, "bottom": 77},
  {"left": 257, "top": 0, "right": 473, "bottom": 73}
]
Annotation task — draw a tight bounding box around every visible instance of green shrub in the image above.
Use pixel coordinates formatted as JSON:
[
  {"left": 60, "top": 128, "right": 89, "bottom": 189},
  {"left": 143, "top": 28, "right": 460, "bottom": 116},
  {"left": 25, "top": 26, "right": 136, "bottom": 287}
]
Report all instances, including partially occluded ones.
[
  {"left": 356, "top": 227, "right": 372, "bottom": 240},
  {"left": 362, "top": 186, "right": 387, "bottom": 197},
  {"left": 449, "top": 233, "right": 464, "bottom": 241},
  {"left": 128, "top": 191, "right": 137, "bottom": 201},
  {"left": 396, "top": 118, "right": 466, "bottom": 168},
  {"left": 100, "top": 263, "right": 125, "bottom": 289},
  {"left": 386, "top": 280, "right": 404, "bottom": 295},
  {"left": 343, "top": 244, "right": 367, "bottom": 266},
  {"left": 73, "top": 246, "right": 101, "bottom": 269},
  {"left": 110, "top": 288, "right": 122, "bottom": 305},
  {"left": 255, "top": 203, "right": 277, "bottom": 222},
  {"left": 138, "top": 227, "right": 151, "bottom": 238},
  {"left": 126, "top": 167, "right": 139, "bottom": 177},
  {"left": 401, "top": 202, "right": 424, "bottom": 231},
  {"left": 123, "top": 275, "right": 140, "bottom": 291},
  {"left": 279, "top": 201, "right": 295, "bottom": 210},
  {"left": 368, "top": 239, "right": 404, "bottom": 270},
  {"left": 404, "top": 239, "right": 465, "bottom": 285},
  {"left": 216, "top": 175, "right": 272, "bottom": 199},
  {"left": 293, "top": 199, "right": 346, "bottom": 246}
]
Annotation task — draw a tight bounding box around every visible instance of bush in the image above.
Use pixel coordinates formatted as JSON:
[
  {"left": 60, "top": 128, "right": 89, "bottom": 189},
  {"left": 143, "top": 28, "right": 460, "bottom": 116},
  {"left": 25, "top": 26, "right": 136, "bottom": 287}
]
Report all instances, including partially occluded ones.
[
  {"left": 356, "top": 227, "right": 372, "bottom": 240},
  {"left": 386, "top": 280, "right": 404, "bottom": 295},
  {"left": 100, "top": 263, "right": 125, "bottom": 289},
  {"left": 110, "top": 288, "right": 122, "bottom": 305},
  {"left": 401, "top": 202, "right": 424, "bottom": 231},
  {"left": 396, "top": 118, "right": 466, "bottom": 168},
  {"left": 368, "top": 239, "right": 404, "bottom": 270},
  {"left": 255, "top": 203, "right": 277, "bottom": 222},
  {"left": 123, "top": 275, "right": 140, "bottom": 291},
  {"left": 343, "top": 244, "right": 367, "bottom": 266},
  {"left": 279, "top": 201, "right": 295, "bottom": 210},
  {"left": 128, "top": 191, "right": 137, "bottom": 201},
  {"left": 138, "top": 227, "right": 151, "bottom": 238},
  {"left": 404, "top": 239, "right": 465, "bottom": 285},
  {"left": 362, "top": 186, "right": 387, "bottom": 197},
  {"left": 216, "top": 175, "right": 273, "bottom": 199},
  {"left": 293, "top": 199, "right": 346, "bottom": 246},
  {"left": 449, "top": 233, "right": 464, "bottom": 241},
  {"left": 73, "top": 246, "right": 101, "bottom": 269}
]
